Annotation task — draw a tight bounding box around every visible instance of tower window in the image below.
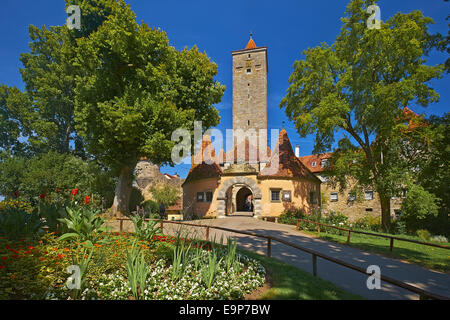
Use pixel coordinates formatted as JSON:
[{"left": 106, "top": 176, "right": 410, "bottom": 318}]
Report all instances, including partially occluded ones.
[
  {"left": 248, "top": 54, "right": 251, "bottom": 59},
  {"left": 248, "top": 83, "right": 250, "bottom": 86},
  {"left": 246, "top": 68, "right": 251, "bottom": 74},
  {"left": 248, "top": 120, "right": 250, "bottom": 126}
]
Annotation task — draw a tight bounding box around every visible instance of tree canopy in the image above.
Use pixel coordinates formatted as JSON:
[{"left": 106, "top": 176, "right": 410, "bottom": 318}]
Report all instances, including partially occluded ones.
[{"left": 281, "top": 0, "right": 444, "bottom": 231}]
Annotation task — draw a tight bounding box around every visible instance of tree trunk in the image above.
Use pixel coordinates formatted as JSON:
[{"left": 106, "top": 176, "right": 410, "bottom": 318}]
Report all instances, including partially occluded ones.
[
  {"left": 110, "top": 165, "right": 135, "bottom": 218},
  {"left": 379, "top": 192, "right": 391, "bottom": 232}
]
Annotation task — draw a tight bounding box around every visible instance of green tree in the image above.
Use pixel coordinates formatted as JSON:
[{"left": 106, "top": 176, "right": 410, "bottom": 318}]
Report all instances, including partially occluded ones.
[
  {"left": 73, "top": 1, "right": 224, "bottom": 216},
  {"left": 400, "top": 184, "right": 439, "bottom": 232},
  {"left": 0, "top": 151, "right": 115, "bottom": 206},
  {"left": 149, "top": 185, "right": 181, "bottom": 208},
  {"left": 280, "top": 0, "right": 444, "bottom": 231}
]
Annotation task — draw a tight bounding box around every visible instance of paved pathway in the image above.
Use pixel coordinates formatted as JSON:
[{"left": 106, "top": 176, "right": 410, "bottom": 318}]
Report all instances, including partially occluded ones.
[{"left": 157, "top": 216, "right": 450, "bottom": 300}]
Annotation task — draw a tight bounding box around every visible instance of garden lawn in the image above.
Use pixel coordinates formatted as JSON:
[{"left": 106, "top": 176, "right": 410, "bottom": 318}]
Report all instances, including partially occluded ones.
[
  {"left": 297, "top": 228, "right": 450, "bottom": 273},
  {"left": 239, "top": 249, "right": 363, "bottom": 300}
]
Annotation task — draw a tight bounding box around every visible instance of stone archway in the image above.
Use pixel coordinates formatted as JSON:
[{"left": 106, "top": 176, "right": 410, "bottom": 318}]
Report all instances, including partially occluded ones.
[{"left": 217, "top": 176, "right": 262, "bottom": 218}]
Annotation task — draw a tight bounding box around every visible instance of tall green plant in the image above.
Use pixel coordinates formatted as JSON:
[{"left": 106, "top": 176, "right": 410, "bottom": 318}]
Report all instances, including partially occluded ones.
[
  {"left": 67, "top": 247, "right": 94, "bottom": 300},
  {"left": 130, "top": 214, "right": 160, "bottom": 243},
  {"left": 201, "top": 250, "right": 222, "bottom": 289},
  {"left": 57, "top": 206, "right": 109, "bottom": 244},
  {"left": 125, "top": 242, "right": 150, "bottom": 300}
]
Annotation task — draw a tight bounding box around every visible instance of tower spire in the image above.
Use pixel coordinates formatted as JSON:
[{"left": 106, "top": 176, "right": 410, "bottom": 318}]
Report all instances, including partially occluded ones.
[{"left": 245, "top": 33, "right": 257, "bottom": 50}]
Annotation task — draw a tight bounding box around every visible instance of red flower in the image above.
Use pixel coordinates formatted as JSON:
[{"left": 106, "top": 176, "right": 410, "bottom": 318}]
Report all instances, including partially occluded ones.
[
  {"left": 40, "top": 193, "right": 46, "bottom": 199},
  {"left": 56, "top": 187, "right": 61, "bottom": 193},
  {"left": 84, "top": 196, "right": 91, "bottom": 205},
  {"left": 57, "top": 254, "right": 64, "bottom": 259},
  {"left": 1, "top": 257, "right": 7, "bottom": 261},
  {"left": 0, "top": 266, "right": 4, "bottom": 270},
  {"left": 13, "top": 191, "right": 19, "bottom": 198},
  {"left": 71, "top": 188, "right": 78, "bottom": 196}
]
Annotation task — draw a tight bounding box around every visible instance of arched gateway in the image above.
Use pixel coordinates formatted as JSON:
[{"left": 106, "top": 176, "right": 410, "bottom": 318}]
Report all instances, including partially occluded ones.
[{"left": 216, "top": 176, "right": 262, "bottom": 218}]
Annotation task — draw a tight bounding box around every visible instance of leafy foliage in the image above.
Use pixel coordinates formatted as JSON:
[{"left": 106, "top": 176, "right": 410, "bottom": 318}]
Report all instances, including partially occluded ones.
[
  {"left": 57, "top": 207, "right": 109, "bottom": 244},
  {"left": 280, "top": 0, "right": 444, "bottom": 231},
  {"left": 0, "top": 207, "right": 42, "bottom": 241},
  {"left": 400, "top": 184, "right": 439, "bottom": 232}
]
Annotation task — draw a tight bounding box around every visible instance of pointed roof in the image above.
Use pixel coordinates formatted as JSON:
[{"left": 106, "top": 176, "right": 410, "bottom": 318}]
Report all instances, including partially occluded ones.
[
  {"left": 258, "top": 129, "right": 320, "bottom": 182},
  {"left": 184, "top": 135, "right": 222, "bottom": 185},
  {"left": 245, "top": 37, "right": 257, "bottom": 50}
]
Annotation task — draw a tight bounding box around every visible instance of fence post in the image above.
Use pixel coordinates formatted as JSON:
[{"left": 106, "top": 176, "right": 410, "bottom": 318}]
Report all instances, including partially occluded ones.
[
  {"left": 312, "top": 254, "right": 317, "bottom": 277},
  {"left": 390, "top": 238, "right": 394, "bottom": 252},
  {"left": 296, "top": 219, "right": 299, "bottom": 230},
  {"left": 119, "top": 219, "right": 123, "bottom": 233},
  {"left": 347, "top": 230, "right": 351, "bottom": 244},
  {"left": 160, "top": 221, "right": 164, "bottom": 235},
  {"left": 318, "top": 224, "right": 321, "bottom": 237},
  {"left": 267, "top": 238, "right": 272, "bottom": 258},
  {"left": 206, "top": 227, "right": 210, "bottom": 241}
]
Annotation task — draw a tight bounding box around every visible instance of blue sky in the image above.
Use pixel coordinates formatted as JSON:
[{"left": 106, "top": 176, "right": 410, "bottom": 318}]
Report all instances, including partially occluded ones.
[{"left": 0, "top": 0, "right": 448, "bottom": 179}]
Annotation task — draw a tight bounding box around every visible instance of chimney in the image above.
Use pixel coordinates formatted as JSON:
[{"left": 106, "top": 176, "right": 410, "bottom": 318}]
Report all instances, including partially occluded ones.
[{"left": 295, "top": 145, "right": 300, "bottom": 157}]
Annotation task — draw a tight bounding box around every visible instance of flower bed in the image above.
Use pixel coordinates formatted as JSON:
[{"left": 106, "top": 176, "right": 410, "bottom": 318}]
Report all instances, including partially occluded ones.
[{"left": 0, "top": 231, "right": 266, "bottom": 300}]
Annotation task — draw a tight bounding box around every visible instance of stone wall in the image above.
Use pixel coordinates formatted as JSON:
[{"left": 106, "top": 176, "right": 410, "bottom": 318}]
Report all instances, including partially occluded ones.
[{"left": 232, "top": 47, "right": 267, "bottom": 143}]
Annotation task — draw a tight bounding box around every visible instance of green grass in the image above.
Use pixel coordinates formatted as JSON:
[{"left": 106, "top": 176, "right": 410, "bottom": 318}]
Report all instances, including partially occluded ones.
[
  {"left": 239, "top": 249, "right": 363, "bottom": 300},
  {"left": 296, "top": 228, "right": 450, "bottom": 273}
]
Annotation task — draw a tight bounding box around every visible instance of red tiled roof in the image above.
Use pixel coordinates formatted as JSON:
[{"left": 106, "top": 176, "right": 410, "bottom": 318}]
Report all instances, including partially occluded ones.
[
  {"left": 245, "top": 37, "right": 257, "bottom": 50},
  {"left": 298, "top": 153, "right": 333, "bottom": 173},
  {"left": 259, "top": 129, "right": 320, "bottom": 181}
]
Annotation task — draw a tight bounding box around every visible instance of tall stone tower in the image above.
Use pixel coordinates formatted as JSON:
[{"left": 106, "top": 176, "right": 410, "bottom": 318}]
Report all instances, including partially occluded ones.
[{"left": 232, "top": 35, "right": 268, "bottom": 147}]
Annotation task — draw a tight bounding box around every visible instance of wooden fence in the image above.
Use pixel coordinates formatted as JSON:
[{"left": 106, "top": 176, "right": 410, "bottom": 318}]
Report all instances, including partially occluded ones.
[
  {"left": 296, "top": 218, "right": 450, "bottom": 252},
  {"left": 114, "top": 217, "right": 449, "bottom": 300}
]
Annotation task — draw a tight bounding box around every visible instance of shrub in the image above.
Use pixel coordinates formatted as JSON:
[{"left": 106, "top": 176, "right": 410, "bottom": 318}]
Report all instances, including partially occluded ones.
[
  {"left": 142, "top": 200, "right": 159, "bottom": 216},
  {"left": 278, "top": 209, "right": 305, "bottom": 225},
  {"left": 416, "top": 229, "right": 431, "bottom": 241},
  {"left": 130, "top": 214, "right": 160, "bottom": 243},
  {"left": 0, "top": 207, "right": 43, "bottom": 240},
  {"left": 390, "top": 220, "right": 407, "bottom": 235},
  {"left": 353, "top": 215, "right": 382, "bottom": 232},
  {"left": 400, "top": 184, "right": 439, "bottom": 232},
  {"left": 431, "top": 235, "right": 448, "bottom": 243}
]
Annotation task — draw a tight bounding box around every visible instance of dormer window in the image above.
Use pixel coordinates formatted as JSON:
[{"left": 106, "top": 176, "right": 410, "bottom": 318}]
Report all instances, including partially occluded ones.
[
  {"left": 311, "top": 161, "right": 316, "bottom": 167},
  {"left": 321, "top": 159, "right": 328, "bottom": 167}
]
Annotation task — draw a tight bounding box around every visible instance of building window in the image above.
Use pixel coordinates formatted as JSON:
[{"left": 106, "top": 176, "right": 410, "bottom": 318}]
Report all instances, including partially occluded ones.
[
  {"left": 348, "top": 193, "right": 356, "bottom": 201},
  {"left": 330, "top": 192, "right": 338, "bottom": 202},
  {"left": 365, "top": 208, "right": 373, "bottom": 212},
  {"left": 309, "top": 191, "right": 317, "bottom": 204},
  {"left": 365, "top": 191, "right": 374, "bottom": 201},
  {"left": 205, "top": 191, "right": 213, "bottom": 203},
  {"left": 248, "top": 120, "right": 250, "bottom": 126},
  {"left": 271, "top": 190, "right": 281, "bottom": 202},
  {"left": 282, "top": 190, "right": 292, "bottom": 202},
  {"left": 321, "top": 159, "right": 328, "bottom": 167},
  {"left": 246, "top": 68, "right": 251, "bottom": 74},
  {"left": 197, "top": 192, "right": 204, "bottom": 202},
  {"left": 248, "top": 54, "right": 251, "bottom": 59},
  {"left": 394, "top": 209, "right": 402, "bottom": 219},
  {"left": 311, "top": 161, "right": 316, "bottom": 167}
]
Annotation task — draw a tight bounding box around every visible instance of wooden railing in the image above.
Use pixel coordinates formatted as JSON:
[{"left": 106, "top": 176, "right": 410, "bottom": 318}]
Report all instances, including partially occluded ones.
[
  {"left": 113, "top": 217, "right": 449, "bottom": 300},
  {"left": 296, "top": 218, "right": 450, "bottom": 252}
]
